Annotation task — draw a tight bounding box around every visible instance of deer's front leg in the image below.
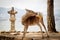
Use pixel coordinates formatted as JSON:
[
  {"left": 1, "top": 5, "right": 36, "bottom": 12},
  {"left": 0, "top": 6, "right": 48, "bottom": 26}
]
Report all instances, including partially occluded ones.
[{"left": 22, "top": 25, "right": 28, "bottom": 40}]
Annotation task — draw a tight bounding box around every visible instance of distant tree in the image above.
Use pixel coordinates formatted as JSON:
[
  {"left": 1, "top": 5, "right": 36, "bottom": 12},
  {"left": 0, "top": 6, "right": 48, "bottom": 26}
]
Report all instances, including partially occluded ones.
[{"left": 47, "top": 0, "right": 57, "bottom": 32}]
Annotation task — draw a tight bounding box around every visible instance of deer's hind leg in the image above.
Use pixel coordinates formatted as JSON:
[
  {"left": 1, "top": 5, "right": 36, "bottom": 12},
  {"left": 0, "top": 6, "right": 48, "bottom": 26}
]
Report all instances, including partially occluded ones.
[
  {"left": 40, "top": 20, "right": 49, "bottom": 38},
  {"left": 37, "top": 23, "right": 44, "bottom": 39},
  {"left": 22, "top": 25, "right": 28, "bottom": 40}
]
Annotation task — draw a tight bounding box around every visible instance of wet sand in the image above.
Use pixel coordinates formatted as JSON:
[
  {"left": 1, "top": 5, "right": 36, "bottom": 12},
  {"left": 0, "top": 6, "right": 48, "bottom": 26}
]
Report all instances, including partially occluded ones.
[{"left": 0, "top": 32, "right": 60, "bottom": 40}]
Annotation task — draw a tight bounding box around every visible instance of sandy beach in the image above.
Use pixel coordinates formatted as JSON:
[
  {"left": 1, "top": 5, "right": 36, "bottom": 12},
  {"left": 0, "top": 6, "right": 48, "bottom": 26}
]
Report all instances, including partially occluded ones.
[{"left": 0, "top": 32, "right": 60, "bottom": 40}]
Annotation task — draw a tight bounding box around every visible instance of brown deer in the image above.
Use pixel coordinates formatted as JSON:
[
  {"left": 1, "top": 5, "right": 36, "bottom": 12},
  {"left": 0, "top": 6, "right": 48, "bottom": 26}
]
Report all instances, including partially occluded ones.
[{"left": 21, "top": 9, "right": 49, "bottom": 40}]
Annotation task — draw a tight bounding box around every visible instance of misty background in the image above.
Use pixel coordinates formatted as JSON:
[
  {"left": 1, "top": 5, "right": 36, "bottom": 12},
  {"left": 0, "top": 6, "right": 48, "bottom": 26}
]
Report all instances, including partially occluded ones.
[{"left": 0, "top": 0, "right": 60, "bottom": 32}]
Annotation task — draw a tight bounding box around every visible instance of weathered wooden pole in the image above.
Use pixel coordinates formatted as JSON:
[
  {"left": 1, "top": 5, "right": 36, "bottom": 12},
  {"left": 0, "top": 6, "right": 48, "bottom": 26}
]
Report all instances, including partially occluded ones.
[{"left": 47, "top": 0, "right": 57, "bottom": 32}]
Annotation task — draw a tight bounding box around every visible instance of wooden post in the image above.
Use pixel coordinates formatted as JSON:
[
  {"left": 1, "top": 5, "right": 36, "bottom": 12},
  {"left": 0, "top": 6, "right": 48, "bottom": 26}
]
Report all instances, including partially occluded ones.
[{"left": 47, "top": 0, "right": 57, "bottom": 32}]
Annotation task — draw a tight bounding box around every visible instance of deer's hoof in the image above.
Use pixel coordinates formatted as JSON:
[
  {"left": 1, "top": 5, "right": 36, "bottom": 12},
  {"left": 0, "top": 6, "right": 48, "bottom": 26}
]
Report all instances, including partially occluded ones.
[
  {"left": 42, "top": 36, "right": 44, "bottom": 39},
  {"left": 47, "top": 35, "right": 49, "bottom": 38}
]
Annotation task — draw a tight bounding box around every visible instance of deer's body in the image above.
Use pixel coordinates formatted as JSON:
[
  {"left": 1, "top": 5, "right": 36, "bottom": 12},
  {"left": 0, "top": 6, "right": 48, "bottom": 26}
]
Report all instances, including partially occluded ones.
[{"left": 21, "top": 9, "right": 49, "bottom": 40}]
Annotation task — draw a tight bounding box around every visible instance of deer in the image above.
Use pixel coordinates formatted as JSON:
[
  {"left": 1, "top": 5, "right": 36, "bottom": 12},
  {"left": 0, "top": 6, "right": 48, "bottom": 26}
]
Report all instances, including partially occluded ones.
[{"left": 21, "top": 9, "right": 49, "bottom": 40}]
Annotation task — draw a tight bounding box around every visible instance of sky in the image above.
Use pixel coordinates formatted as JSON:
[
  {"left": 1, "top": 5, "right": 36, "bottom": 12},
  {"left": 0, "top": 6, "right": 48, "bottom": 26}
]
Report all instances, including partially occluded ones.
[
  {"left": 0, "top": 0, "right": 60, "bottom": 32},
  {"left": 0, "top": 0, "right": 47, "bottom": 12}
]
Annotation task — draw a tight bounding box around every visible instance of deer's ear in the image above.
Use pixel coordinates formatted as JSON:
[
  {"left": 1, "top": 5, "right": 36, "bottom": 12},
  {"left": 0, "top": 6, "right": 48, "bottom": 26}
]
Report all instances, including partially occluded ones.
[
  {"left": 25, "top": 9, "right": 32, "bottom": 12},
  {"left": 25, "top": 9, "right": 29, "bottom": 11},
  {"left": 25, "top": 9, "right": 34, "bottom": 13}
]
